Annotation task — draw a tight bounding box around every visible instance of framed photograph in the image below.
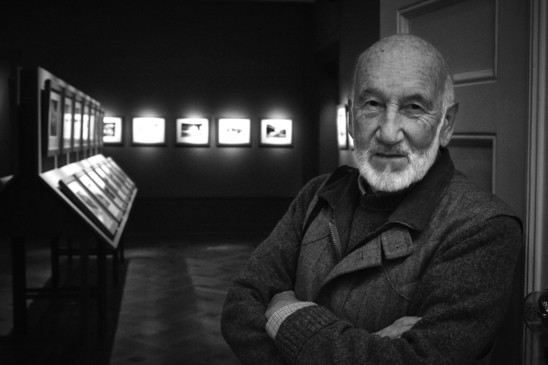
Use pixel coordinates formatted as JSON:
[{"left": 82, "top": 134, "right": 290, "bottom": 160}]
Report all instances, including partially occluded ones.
[
  {"left": 58, "top": 175, "right": 118, "bottom": 237},
  {"left": 89, "top": 104, "right": 96, "bottom": 148},
  {"left": 42, "top": 80, "right": 62, "bottom": 156},
  {"left": 82, "top": 101, "right": 90, "bottom": 148},
  {"left": 337, "top": 104, "right": 348, "bottom": 149},
  {"left": 260, "top": 119, "right": 293, "bottom": 147},
  {"left": 97, "top": 109, "right": 105, "bottom": 148},
  {"left": 175, "top": 117, "right": 209, "bottom": 146},
  {"left": 75, "top": 172, "right": 123, "bottom": 221},
  {"left": 100, "top": 162, "right": 133, "bottom": 192},
  {"left": 217, "top": 118, "right": 251, "bottom": 146},
  {"left": 94, "top": 165, "right": 130, "bottom": 201},
  {"left": 85, "top": 168, "right": 126, "bottom": 210},
  {"left": 72, "top": 98, "right": 83, "bottom": 151},
  {"left": 132, "top": 117, "right": 166, "bottom": 145},
  {"left": 61, "top": 91, "right": 73, "bottom": 152},
  {"left": 105, "top": 157, "right": 135, "bottom": 188},
  {"left": 103, "top": 116, "right": 124, "bottom": 145}
]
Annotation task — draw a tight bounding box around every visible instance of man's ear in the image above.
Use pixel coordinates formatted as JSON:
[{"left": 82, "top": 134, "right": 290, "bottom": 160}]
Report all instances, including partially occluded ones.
[
  {"left": 439, "top": 103, "right": 459, "bottom": 147},
  {"left": 347, "top": 100, "right": 354, "bottom": 139}
]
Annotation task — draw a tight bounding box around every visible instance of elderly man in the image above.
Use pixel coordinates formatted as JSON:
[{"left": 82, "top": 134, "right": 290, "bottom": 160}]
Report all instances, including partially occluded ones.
[{"left": 221, "top": 34, "right": 522, "bottom": 364}]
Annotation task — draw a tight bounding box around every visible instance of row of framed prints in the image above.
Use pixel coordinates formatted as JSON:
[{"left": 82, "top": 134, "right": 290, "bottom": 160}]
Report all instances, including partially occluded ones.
[
  {"left": 103, "top": 116, "right": 293, "bottom": 147},
  {"left": 42, "top": 79, "right": 105, "bottom": 157},
  {"left": 58, "top": 158, "right": 135, "bottom": 238}
]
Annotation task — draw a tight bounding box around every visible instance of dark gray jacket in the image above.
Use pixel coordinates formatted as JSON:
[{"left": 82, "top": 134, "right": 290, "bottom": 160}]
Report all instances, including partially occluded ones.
[{"left": 221, "top": 149, "right": 522, "bottom": 364}]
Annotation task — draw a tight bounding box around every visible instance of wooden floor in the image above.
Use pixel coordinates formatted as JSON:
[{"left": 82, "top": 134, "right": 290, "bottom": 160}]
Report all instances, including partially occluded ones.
[{"left": 0, "top": 234, "right": 261, "bottom": 364}]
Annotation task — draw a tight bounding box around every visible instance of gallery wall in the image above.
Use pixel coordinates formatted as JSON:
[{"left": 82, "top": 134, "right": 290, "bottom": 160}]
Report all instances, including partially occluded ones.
[{"left": 0, "top": 0, "right": 380, "bottom": 235}]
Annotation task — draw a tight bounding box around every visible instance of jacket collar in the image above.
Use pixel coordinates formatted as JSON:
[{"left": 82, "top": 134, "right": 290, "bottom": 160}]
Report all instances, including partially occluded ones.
[{"left": 317, "top": 148, "right": 455, "bottom": 233}]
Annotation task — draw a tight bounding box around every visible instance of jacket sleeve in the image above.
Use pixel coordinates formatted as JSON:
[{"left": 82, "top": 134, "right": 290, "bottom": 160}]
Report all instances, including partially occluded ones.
[
  {"left": 270, "top": 215, "right": 522, "bottom": 365},
  {"left": 220, "top": 176, "right": 327, "bottom": 365}
]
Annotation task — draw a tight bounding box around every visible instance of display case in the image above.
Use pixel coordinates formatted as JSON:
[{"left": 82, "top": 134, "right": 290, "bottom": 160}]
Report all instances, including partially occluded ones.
[{"left": 0, "top": 67, "right": 136, "bottom": 336}]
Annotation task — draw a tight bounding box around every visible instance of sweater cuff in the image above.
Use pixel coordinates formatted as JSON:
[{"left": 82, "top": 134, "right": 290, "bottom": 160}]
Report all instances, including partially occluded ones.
[
  {"left": 274, "top": 304, "right": 339, "bottom": 362},
  {"left": 265, "top": 301, "right": 316, "bottom": 338}
]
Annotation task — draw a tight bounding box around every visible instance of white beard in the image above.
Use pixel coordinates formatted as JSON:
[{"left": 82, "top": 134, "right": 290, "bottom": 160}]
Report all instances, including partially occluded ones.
[{"left": 353, "top": 121, "right": 443, "bottom": 192}]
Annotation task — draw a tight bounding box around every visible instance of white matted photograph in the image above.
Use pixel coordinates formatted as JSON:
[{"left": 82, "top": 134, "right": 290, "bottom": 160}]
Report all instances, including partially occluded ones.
[
  {"left": 217, "top": 118, "right": 251, "bottom": 146},
  {"left": 176, "top": 117, "right": 209, "bottom": 146},
  {"left": 132, "top": 117, "right": 166, "bottom": 145},
  {"left": 260, "top": 119, "right": 293, "bottom": 147},
  {"left": 103, "top": 116, "right": 124, "bottom": 145}
]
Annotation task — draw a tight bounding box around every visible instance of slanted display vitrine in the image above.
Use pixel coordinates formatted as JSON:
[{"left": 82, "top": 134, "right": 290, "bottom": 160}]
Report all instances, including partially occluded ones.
[{"left": 0, "top": 67, "right": 136, "bottom": 336}]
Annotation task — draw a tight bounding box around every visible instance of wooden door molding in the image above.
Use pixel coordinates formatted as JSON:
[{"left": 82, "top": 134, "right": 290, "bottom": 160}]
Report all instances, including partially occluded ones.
[{"left": 524, "top": 0, "right": 548, "bottom": 364}]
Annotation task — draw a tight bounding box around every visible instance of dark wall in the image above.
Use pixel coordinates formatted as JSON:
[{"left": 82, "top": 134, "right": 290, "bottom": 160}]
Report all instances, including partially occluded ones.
[{"left": 1, "top": 1, "right": 379, "bottom": 235}]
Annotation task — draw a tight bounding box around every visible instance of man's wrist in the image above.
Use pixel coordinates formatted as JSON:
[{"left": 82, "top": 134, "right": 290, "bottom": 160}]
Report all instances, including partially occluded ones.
[{"left": 265, "top": 301, "right": 316, "bottom": 339}]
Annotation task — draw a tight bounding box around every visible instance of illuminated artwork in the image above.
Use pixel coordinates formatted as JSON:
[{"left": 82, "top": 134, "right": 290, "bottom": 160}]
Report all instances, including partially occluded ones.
[
  {"left": 217, "top": 118, "right": 251, "bottom": 146},
  {"left": 82, "top": 102, "right": 90, "bottom": 147},
  {"left": 62, "top": 93, "right": 73, "bottom": 152},
  {"left": 337, "top": 104, "right": 348, "bottom": 149},
  {"left": 103, "top": 117, "right": 124, "bottom": 145},
  {"left": 260, "top": 119, "right": 293, "bottom": 146},
  {"left": 43, "top": 80, "right": 62, "bottom": 156},
  {"left": 59, "top": 176, "right": 118, "bottom": 237},
  {"left": 132, "top": 117, "right": 166, "bottom": 145},
  {"left": 176, "top": 118, "right": 209, "bottom": 146},
  {"left": 73, "top": 99, "right": 83, "bottom": 150}
]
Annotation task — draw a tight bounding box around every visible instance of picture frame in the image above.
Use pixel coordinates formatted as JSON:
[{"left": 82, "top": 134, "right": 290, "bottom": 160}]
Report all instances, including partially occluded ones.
[
  {"left": 175, "top": 117, "right": 210, "bottom": 146},
  {"left": 85, "top": 168, "right": 126, "bottom": 211},
  {"left": 217, "top": 118, "right": 251, "bottom": 146},
  {"left": 75, "top": 171, "right": 124, "bottom": 221},
  {"left": 82, "top": 100, "right": 90, "bottom": 148},
  {"left": 58, "top": 175, "right": 118, "bottom": 237},
  {"left": 72, "top": 97, "right": 83, "bottom": 151},
  {"left": 105, "top": 157, "right": 135, "bottom": 188},
  {"left": 89, "top": 103, "right": 96, "bottom": 148},
  {"left": 94, "top": 165, "right": 130, "bottom": 201},
  {"left": 97, "top": 109, "right": 105, "bottom": 148},
  {"left": 42, "top": 79, "right": 63, "bottom": 156},
  {"left": 131, "top": 117, "right": 166, "bottom": 145},
  {"left": 260, "top": 119, "right": 293, "bottom": 147},
  {"left": 337, "top": 104, "right": 349, "bottom": 150},
  {"left": 61, "top": 90, "right": 73, "bottom": 153},
  {"left": 103, "top": 116, "right": 124, "bottom": 145}
]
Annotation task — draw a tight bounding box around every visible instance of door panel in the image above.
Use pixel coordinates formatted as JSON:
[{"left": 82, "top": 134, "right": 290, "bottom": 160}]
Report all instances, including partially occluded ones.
[{"left": 381, "top": 0, "right": 529, "bottom": 364}]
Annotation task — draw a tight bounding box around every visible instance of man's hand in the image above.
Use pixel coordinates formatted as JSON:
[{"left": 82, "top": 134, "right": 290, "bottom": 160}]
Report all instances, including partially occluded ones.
[
  {"left": 374, "top": 316, "right": 421, "bottom": 339},
  {"left": 265, "top": 290, "right": 300, "bottom": 319}
]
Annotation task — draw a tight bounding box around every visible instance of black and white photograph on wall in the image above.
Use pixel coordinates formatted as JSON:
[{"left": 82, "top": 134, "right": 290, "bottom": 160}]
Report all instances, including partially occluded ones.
[
  {"left": 42, "top": 80, "right": 62, "bottom": 156},
  {"left": 62, "top": 92, "right": 73, "bottom": 152},
  {"left": 176, "top": 117, "right": 209, "bottom": 146},
  {"left": 103, "top": 116, "right": 124, "bottom": 145},
  {"left": 217, "top": 118, "right": 251, "bottom": 146},
  {"left": 260, "top": 118, "right": 293, "bottom": 146},
  {"left": 72, "top": 98, "right": 83, "bottom": 150},
  {"left": 82, "top": 102, "right": 90, "bottom": 148},
  {"left": 131, "top": 117, "right": 166, "bottom": 145},
  {"left": 336, "top": 104, "right": 348, "bottom": 149}
]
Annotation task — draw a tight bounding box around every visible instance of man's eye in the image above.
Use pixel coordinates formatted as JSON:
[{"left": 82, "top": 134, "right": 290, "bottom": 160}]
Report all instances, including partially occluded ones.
[
  {"left": 402, "top": 104, "right": 425, "bottom": 115},
  {"left": 364, "top": 100, "right": 381, "bottom": 108}
]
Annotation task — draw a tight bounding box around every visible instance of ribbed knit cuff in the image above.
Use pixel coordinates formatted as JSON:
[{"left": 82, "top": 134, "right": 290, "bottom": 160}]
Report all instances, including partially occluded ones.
[
  {"left": 265, "top": 301, "right": 316, "bottom": 339},
  {"left": 274, "top": 305, "right": 339, "bottom": 362}
]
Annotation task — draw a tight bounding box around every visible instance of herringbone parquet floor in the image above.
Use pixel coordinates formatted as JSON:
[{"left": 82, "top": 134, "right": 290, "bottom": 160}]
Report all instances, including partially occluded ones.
[{"left": 0, "top": 234, "right": 261, "bottom": 365}]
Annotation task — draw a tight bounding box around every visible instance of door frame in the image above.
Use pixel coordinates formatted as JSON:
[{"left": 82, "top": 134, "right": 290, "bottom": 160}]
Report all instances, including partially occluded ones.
[{"left": 524, "top": 0, "right": 548, "bottom": 364}]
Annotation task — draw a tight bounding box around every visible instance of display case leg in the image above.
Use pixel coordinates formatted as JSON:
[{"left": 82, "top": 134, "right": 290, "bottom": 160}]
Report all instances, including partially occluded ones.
[
  {"left": 11, "top": 237, "right": 27, "bottom": 336},
  {"left": 96, "top": 239, "right": 107, "bottom": 337},
  {"left": 79, "top": 238, "right": 90, "bottom": 338},
  {"left": 50, "top": 237, "right": 60, "bottom": 288}
]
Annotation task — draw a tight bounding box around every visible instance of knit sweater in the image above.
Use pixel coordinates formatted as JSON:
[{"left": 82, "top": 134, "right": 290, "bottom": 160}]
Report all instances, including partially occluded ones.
[{"left": 221, "top": 148, "right": 522, "bottom": 365}]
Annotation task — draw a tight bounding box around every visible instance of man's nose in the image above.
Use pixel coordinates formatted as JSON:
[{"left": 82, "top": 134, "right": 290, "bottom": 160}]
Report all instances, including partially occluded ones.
[{"left": 376, "top": 107, "right": 404, "bottom": 145}]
